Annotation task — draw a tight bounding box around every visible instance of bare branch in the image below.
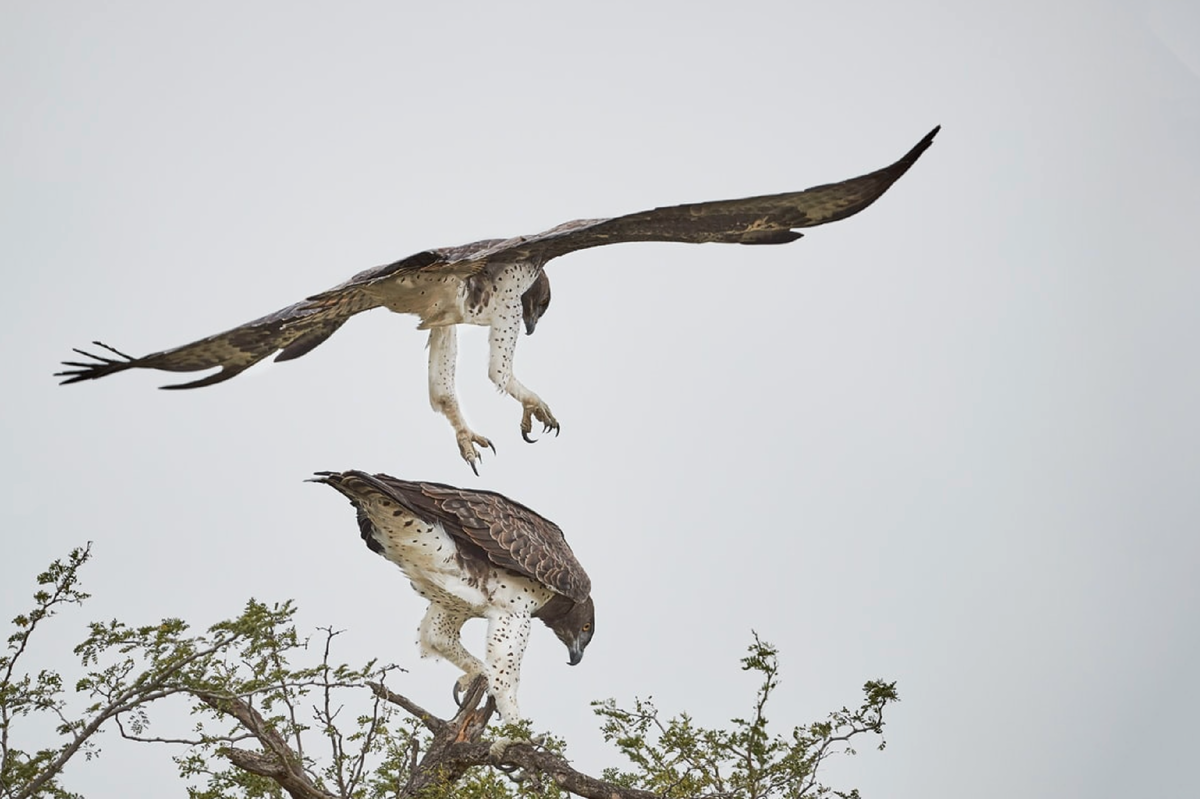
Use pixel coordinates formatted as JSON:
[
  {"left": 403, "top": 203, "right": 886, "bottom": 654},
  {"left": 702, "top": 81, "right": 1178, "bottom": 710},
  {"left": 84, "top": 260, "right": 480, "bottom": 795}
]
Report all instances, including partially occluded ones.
[
  {"left": 365, "top": 682, "right": 442, "bottom": 733},
  {"left": 359, "top": 677, "right": 662, "bottom": 799},
  {"left": 402, "top": 736, "right": 420, "bottom": 796},
  {"left": 341, "top": 668, "right": 392, "bottom": 797},
  {"left": 220, "top": 746, "right": 339, "bottom": 799},
  {"left": 317, "top": 630, "right": 348, "bottom": 797},
  {"left": 456, "top": 738, "right": 661, "bottom": 799},
  {"left": 273, "top": 638, "right": 305, "bottom": 764},
  {"left": 400, "top": 675, "right": 494, "bottom": 795},
  {"left": 114, "top": 713, "right": 256, "bottom": 747},
  {"left": 195, "top": 690, "right": 335, "bottom": 799}
]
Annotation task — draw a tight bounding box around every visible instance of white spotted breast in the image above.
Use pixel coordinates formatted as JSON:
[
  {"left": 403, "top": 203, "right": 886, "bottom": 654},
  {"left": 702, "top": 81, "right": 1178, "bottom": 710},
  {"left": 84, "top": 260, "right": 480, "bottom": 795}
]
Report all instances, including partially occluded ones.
[{"left": 368, "top": 499, "right": 554, "bottom": 615}]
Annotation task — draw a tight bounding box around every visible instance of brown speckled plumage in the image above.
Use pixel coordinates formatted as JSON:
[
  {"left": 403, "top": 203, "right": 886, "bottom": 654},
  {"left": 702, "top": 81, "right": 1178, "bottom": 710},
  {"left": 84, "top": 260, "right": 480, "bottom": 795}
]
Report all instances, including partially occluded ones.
[
  {"left": 58, "top": 127, "right": 939, "bottom": 468},
  {"left": 320, "top": 470, "right": 591, "bottom": 603},
  {"left": 312, "top": 470, "right": 595, "bottom": 721}
]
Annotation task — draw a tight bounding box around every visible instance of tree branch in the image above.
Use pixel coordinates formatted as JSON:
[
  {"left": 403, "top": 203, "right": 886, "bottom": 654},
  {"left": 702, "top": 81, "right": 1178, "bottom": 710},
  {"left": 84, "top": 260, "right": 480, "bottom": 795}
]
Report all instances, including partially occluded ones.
[
  {"left": 471, "top": 739, "right": 661, "bottom": 799},
  {"left": 366, "top": 681, "right": 442, "bottom": 733},
  {"left": 195, "top": 690, "right": 334, "bottom": 799},
  {"left": 114, "top": 713, "right": 254, "bottom": 747},
  {"left": 219, "top": 746, "right": 338, "bottom": 799},
  {"left": 5, "top": 550, "right": 897, "bottom": 799},
  {"left": 363, "top": 677, "right": 659, "bottom": 799}
]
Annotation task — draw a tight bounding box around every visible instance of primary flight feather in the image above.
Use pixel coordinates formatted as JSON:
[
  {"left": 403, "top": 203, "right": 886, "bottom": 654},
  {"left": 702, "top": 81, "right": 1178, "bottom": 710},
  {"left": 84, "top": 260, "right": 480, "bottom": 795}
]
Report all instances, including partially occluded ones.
[{"left": 58, "top": 126, "right": 940, "bottom": 471}]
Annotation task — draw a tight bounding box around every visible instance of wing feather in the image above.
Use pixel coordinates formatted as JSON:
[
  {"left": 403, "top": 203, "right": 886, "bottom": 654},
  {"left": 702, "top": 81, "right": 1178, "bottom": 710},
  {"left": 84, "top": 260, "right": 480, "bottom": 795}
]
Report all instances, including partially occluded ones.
[
  {"left": 56, "top": 249, "right": 465, "bottom": 387},
  {"left": 482, "top": 125, "right": 940, "bottom": 264},
  {"left": 59, "top": 127, "right": 937, "bottom": 389},
  {"left": 302, "top": 249, "right": 473, "bottom": 302},
  {"left": 323, "top": 472, "right": 591, "bottom": 602},
  {"left": 56, "top": 293, "right": 373, "bottom": 388}
]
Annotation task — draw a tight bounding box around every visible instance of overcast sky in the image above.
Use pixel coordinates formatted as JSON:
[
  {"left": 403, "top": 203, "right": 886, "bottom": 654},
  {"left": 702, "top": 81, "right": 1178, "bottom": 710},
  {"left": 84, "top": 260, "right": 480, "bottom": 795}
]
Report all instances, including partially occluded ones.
[{"left": 3, "top": 1, "right": 1199, "bottom": 797}]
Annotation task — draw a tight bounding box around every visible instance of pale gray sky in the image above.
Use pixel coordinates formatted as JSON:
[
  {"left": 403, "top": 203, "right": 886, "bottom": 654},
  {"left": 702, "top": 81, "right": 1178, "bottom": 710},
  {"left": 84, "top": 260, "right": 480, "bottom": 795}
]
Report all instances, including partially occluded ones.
[{"left": 2, "top": 1, "right": 1198, "bottom": 797}]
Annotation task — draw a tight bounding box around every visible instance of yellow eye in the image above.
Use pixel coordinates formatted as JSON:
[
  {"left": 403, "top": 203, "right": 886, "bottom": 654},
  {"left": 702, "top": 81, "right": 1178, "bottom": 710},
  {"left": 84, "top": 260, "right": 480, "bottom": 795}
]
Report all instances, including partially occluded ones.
[{"left": 582, "top": 623, "right": 591, "bottom": 632}]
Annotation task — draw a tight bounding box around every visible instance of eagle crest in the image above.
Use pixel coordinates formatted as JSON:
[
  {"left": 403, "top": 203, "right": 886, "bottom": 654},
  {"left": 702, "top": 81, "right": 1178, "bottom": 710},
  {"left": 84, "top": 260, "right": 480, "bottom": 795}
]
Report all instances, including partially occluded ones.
[
  {"left": 59, "top": 127, "right": 939, "bottom": 472},
  {"left": 312, "top": 470, "right": 594, "bottom": 722}
]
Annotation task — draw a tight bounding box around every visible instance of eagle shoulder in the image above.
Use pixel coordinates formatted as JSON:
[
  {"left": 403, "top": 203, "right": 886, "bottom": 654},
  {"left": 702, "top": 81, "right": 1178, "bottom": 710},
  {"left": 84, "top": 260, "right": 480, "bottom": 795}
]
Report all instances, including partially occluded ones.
[{"left": 337, "top": 474, "right": 591, "bottom": 603}]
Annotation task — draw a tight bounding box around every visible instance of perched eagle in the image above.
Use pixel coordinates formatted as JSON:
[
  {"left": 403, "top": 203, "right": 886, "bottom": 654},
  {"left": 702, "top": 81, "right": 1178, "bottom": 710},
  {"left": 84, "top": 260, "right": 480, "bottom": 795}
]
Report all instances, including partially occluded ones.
[
  {"left": 59, "top": 126, "right": 939, "bottom": 472},
  {"left": 312, "top": 470, "right": 593, "bottom": 722}
]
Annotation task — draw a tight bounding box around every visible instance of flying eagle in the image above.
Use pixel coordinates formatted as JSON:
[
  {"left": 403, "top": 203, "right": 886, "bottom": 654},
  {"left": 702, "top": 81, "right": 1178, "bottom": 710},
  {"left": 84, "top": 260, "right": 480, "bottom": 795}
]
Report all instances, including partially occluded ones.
[
  {"left": 59, "top": 126, "right": 939, "bottom": 472},
  {"left": 311, "top": 470, "right": 593, "bottom": 722}
]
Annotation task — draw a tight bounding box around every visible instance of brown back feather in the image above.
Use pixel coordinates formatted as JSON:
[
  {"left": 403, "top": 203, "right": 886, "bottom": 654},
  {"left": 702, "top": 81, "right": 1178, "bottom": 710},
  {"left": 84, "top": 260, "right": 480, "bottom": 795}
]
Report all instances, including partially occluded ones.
[
  {"left": 331, "top": 472, "right": 591, "bottom": 603},
  {"left": 477, "top": 125, "right": 940, "bottom": 265}
]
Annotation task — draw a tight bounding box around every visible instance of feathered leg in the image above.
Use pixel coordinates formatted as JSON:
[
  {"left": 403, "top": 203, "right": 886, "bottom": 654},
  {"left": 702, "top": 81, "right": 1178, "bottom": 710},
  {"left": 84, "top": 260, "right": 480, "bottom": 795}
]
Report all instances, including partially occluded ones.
[
  {"left": 427, "top": 327, "right": 495, "bottom": 473},
  {"left": 483, "top": 610, "right": 533, "bottom": 723},
  {"left": 417, "top": 603, "right": 485, "bottom": 692},
  {"left": 486, "top": 309, "right": 559, "bottom": 443}
]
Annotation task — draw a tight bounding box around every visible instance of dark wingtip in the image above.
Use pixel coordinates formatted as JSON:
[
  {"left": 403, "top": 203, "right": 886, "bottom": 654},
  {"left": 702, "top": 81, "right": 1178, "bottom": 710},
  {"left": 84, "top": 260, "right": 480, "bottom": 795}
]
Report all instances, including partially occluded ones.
[
  {"left": 55, "top": 341, "right": 137, "bottom": 384},
  {"left": 55, "top": 371, "right": 91, "bottom": 386},
  {"left": 902, "top": 125, "right": 940, "bottom": 165},
  {"left": 95, "top": 340, "right": 133, "bottom": 359},
  {"left": 830, "top": 123, "right": 942, "bottom": 221}
]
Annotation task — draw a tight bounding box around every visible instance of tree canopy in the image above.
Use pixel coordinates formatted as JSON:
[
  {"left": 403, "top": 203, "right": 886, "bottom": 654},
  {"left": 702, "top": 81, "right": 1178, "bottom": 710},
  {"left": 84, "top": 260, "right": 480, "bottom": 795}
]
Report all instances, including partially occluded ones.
[{"left": 1, "top": 546, "right": 898, "bottom": 799}]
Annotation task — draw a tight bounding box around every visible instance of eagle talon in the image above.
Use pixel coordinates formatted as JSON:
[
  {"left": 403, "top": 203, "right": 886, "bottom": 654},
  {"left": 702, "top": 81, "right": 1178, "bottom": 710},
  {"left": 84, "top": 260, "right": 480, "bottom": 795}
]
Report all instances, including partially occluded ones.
[
  {"left": 57, "top": 128, "right": 938, "bottom": 465},
  {"left": 520, "top": 402, "right": 558, "bottom": 445},
  {"left": 456, "top": 431, "right": 494, "bottom": 474},
  {"left": 453, "top": 673, "right": 483, "bottom": 707}
]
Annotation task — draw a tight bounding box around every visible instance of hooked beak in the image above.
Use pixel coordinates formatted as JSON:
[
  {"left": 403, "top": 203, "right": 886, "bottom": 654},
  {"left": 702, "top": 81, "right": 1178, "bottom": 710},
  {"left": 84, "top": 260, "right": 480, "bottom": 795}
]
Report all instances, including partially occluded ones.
[
  {"left": 567, "top": 645, "right": 584, "bottom": 666},
  {"left": 524, "top": 317, "right": 538, "bottom": 336}
]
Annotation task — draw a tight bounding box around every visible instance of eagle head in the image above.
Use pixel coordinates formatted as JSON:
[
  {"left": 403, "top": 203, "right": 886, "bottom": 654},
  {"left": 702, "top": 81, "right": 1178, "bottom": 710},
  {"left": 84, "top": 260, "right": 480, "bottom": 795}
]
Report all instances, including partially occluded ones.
[
  {"left": 521, "top": 272, "right": 551, "bottom": 335},
  {"left": 536, "top": 594, "right": 594, "bottom": 666}
]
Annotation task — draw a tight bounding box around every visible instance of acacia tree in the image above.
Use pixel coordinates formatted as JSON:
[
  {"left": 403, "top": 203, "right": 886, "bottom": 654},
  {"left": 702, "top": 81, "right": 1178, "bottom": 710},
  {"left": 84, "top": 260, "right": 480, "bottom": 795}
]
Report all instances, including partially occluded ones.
[{"left": 1, "top": 547, "right": 898, "bottom": 799}]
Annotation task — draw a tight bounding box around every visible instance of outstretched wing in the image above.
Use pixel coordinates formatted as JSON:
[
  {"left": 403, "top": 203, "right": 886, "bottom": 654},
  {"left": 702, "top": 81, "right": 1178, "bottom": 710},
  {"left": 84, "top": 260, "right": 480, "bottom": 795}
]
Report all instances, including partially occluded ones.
[
  {"left": 58, "top": 126, "right": 937, "bottom": 388},
  {"left": 317, "top": 471, "right": 591, "bottom": 602},
  {"left": 56, "top": 250, "right": 445, "bottom": 389},
  {"left": 480, "top": 125, "right": 940, "bottom": 264}
]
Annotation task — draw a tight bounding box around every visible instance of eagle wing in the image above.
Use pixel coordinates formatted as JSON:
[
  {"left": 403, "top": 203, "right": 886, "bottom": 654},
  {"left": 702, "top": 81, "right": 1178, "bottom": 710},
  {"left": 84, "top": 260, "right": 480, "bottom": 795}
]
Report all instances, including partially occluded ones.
[
  {"left": 56, "top": 250, "right": 450, "bottom": 388},
  {"left": 476, "top": 125, "right": 940, "bottom": 264},
  {"left": 335, "top": 472, "right": 591, "bottom": 603},
  {"left": 58, "top": 126, "right": 937, "bottom": 388}
]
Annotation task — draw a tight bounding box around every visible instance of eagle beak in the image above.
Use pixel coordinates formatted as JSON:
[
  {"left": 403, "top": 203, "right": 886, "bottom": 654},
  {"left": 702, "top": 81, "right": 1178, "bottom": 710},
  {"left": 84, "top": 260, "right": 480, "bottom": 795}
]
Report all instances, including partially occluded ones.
[
  {"left": 524, "top": 317, "right": 538, "bottom": 336},
  {"left": 567, "top": 645, "right": 584, "bottom": 666}
]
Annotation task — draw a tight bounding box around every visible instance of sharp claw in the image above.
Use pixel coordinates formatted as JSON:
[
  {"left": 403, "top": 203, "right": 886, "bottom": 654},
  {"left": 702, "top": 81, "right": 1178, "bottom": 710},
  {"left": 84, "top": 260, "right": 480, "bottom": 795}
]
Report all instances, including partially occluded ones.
[
  {"left": 460, "top": 433, "right": 494, "bottom": 475},
  {"left": 452, "top": 681, "right": 464, "bottom": 708},
  {"left": 522, "top": 430, "right": 537, "bottom": 444}
]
